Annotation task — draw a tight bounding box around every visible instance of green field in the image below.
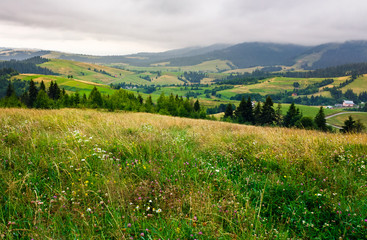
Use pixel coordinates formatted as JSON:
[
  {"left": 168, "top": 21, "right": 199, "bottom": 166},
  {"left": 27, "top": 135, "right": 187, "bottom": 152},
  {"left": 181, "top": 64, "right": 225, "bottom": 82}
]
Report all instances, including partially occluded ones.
[
  {"left": 327, "top": 112, "right": 367, "bottom": 127},
  {"left": 13, "top": 74, "right": 116, "bottom": 96},
  {"left": 40, "top": 59, "right": 151, "bottom": 85},
  {"left": 1, "top": 108, "right": 366, "bottom": 239},
  {"left": 111, "top": 60, "right": 233, "bottom": 73},
  {"left": 340, "top": 74, "right": 367, "bottom": 94}
]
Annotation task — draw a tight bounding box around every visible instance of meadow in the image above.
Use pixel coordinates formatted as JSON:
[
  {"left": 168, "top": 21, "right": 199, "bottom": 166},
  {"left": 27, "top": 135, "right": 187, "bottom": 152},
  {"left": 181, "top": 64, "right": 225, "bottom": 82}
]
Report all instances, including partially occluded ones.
[
  {"left": 12, "top": 74, "right": 116, "bottom": 96},
  {"left": 327, "top": 112, "right": 367, "bottom": 127},
  {"left": 1, "top": 108, "right": 366, "bottom": 239}
]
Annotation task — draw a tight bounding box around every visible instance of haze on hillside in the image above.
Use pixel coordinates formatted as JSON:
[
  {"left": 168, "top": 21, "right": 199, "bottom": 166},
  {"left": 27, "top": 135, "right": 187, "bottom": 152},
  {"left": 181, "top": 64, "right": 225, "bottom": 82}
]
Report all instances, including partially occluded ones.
[{"left": 1, "top": 0, "right": 367, "bottom": 55}]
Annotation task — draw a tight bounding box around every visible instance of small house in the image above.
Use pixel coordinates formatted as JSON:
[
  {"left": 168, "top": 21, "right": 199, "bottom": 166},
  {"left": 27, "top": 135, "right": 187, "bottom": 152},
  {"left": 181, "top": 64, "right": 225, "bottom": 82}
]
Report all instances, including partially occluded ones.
[{"left": 342, "top": 100, "right": 355, "bottom": 107}]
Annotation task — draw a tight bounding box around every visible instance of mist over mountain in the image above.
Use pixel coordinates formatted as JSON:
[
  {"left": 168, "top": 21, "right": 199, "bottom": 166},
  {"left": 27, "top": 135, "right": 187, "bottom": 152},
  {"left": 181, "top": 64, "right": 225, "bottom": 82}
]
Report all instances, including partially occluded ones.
[{"left": 3, "top": 40, "right": 367, "bottom": 70}]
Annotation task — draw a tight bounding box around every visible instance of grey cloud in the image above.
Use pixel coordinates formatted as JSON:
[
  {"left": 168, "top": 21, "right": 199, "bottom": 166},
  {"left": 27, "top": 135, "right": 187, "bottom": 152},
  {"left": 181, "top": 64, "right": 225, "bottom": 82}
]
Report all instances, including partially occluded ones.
[{"left": 1, "top": 0, "right": 367, "bottom": 54}]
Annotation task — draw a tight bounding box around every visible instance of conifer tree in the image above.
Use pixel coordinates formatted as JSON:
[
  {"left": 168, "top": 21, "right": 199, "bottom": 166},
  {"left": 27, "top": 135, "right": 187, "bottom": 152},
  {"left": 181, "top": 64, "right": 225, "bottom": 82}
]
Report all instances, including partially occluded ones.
[
  {"left": 224, "top": 103, "right": 233, "bottom": 119},
  {"left": 235, "top": 97, "right": 246, "bottom": 123},
  {"left": 40, "top": 81, "right": 46, "bottom": 92},
  {"left": 341, "top": 116, "right": 355, "bottom": 133},
  {"left": 194, "top": 99, "right": 201, "bottom": 112},
  {"left": 275, "top": 102, "right": 283, "bottom": 126},
  {"left": 260, "top": 96, "right": 275, "bottom": 125},
  {"left": 145, "top": 95, "right": 154, "bottom": 113},
  {"left": 253, "top": 102, "right": 262, "bottom": 125},
  {"left": 6, "top": 83, "right": 15, "bottom": 98},
  {"left": 283, "top": 103, "right": 302, "bottom": 127},
  {"left": 244, "top": 97, "right": 254, "bottom": 123},
  {"left": 314, "top": 106, "right": 327, "bottom": 131},
  {"left": 28, "top": 79, "right": 38, "bottom": 108},
  {"left": 88, "top": 86, "right": 103, "bottom": 108}
]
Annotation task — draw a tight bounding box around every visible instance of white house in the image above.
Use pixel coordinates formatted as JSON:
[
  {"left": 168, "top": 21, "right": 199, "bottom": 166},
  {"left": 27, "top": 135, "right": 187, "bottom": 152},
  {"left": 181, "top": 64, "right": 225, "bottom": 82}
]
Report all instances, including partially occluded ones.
[{"left": 342, "top": 100, "right": 355, "bottom": 107}]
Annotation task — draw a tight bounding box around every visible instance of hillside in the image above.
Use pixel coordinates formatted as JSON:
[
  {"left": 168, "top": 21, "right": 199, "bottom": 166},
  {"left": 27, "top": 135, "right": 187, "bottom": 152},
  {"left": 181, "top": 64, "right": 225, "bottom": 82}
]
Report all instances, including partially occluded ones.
[
  {"left": 6, "top": 41, "right": 367, "bottom": 71},
  {"left": 1, "top": 108, "right": 366, "bottom": 239},
  {"left": 39, "top": 59, "right": 153, "bottom": 85}
]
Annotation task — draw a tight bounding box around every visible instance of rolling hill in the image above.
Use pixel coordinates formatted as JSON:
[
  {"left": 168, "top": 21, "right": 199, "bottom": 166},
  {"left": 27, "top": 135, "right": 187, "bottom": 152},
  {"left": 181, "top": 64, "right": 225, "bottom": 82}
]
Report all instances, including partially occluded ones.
[{"left": 5, "top": 41, "right": 367, "bottom": 72}]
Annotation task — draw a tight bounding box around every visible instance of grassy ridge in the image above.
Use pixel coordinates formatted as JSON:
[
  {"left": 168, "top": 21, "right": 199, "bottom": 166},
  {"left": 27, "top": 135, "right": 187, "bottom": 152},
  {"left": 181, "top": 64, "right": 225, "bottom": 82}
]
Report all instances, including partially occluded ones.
[
  {"left": 1, "top": 109, "right": 367, "bottom": 239},
  {"left": 327, "top": 112, "right": 367, "bottom": 127},
  {"left": 40, "top": 59, "right": 151, "bottom": 85},
  {"left": 13, "top": 74, "right": 116, "bottom": 96}
]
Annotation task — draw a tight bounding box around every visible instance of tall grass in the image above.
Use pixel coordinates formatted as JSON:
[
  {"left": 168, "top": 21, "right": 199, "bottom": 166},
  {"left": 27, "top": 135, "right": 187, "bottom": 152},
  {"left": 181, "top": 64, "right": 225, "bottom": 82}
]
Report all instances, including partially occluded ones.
[{"left": 0, "top": 109, "right": 366, "bottom": 239}]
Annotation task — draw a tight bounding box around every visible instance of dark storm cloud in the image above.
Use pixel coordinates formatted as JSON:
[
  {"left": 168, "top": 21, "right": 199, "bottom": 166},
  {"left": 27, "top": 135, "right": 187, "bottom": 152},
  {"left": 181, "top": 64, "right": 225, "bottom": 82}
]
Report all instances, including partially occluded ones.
[{"left": 1, "top": 0, "right": 367, "bottom": 54}]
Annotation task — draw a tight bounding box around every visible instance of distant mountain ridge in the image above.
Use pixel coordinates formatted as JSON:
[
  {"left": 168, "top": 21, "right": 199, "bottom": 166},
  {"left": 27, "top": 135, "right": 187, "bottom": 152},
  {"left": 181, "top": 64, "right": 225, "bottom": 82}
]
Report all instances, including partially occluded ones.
[{"left": 3, "top": 40, "right": 367, "bottom": 70}]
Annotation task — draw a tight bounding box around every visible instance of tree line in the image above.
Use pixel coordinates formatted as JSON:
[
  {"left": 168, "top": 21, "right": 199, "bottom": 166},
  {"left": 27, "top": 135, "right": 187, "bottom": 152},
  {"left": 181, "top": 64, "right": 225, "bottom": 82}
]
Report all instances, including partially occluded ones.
[
  {"left": 222, "top": 96, "right": 365, "bottom": 132},
  {"left": 0, "top": 57, "right": 56, "bottom": 75},
  {"left": 0, "top": 78, "right": 207, "bottom": 120}
]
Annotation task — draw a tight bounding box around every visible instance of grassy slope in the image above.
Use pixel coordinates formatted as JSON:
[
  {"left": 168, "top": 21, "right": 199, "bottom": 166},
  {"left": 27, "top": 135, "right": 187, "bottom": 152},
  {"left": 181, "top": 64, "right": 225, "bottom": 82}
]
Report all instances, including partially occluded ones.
[
  {"left": 327, "top": 112, "right": 367, "bottom": 127},
  {"left": 220, "top": 76, "right": 348, "bottom": 97},
  {"left": 113, "top": 60, "right": 233, "bottom": 73},
  {"left": 13, "top": 74, "right": 115, "bottom": 96},
  {"left": 340, "top": 74, "right": 367, "bottom": 94},
  {"left": 40, "top": 59, "right": 151, "bottom": 85},
  {"left": 1, "top": 109, "right": 366, "bottom": 239}
]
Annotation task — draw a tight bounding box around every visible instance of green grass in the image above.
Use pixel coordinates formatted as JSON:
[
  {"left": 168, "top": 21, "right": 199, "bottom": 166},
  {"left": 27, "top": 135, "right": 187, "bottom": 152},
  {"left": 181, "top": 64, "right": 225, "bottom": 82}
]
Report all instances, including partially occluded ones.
[
  {"left": 13, "top": 74, "right": 116, "bottom": 96},
  {"left": 111, "top": 60, "right": 233, "bottom": 73},
  {"left": 1, "top": 108, "right": 367, "bottom": 239},
  {"left": 340, "top": 74, "right": 367, "bottom": 94},
  {"left": 327, "top": 112, "right": 367, "bottom": 127},
  {"left": 40, "top": 59, "right": 151, "bottom": 85},
  {"left": 279, "top": 103, "right": 343, "bottom": 118}
]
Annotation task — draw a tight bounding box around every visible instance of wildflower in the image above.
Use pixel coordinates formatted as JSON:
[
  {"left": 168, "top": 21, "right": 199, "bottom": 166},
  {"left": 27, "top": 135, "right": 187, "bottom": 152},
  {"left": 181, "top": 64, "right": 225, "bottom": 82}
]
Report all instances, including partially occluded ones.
[
  {"left": 127, "top": 223, "right": 131, "bottom": 227},
  {"left": 87, "top": 208, "right": 92, "bottom": 212},
  {"left": 140, "top": 233, "right": 144, "bottom": 237},
  {"left": 156, "top": 208, "right": 162, "bottom": 213}
]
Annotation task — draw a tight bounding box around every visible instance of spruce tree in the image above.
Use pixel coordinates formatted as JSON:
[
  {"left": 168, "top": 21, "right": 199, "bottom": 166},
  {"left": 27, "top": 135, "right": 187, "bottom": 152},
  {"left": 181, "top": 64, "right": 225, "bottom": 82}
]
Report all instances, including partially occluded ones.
[
  {"left": 260, "top": 96, "right": 276, "bottom": 125},
  {"left": 6, "top": 83, "right": 15, "bottom": 98},
  {"left": 283, "top": 103, "right": 302, "bottom": 127},
  {"left": 224, "top": 103, "right": 233, "bottom": 119},
  {"left": 48, "top": 81, "right": 55, "bottom": 99},
  {"left": 194, "top": 99, "right": 201, "bottom": 112},
  {"left": 40, "top": 81, "right": 46, "bottom": 92},
  {"left": 88, "top": 86, "right": 103, "bottom": 108},
  {"left": 253, "top": 102, "right": 262, "bottom": 125},
  {"left": 275, "top": 102, "right": 283, "bottom": 126},
  {"left": 341, "top": 116, "right": 355, "bottom": 133},
  {"left": 28, "top": 79, "right": 38, "bottom": 108},
  {"left": 234, "top": 97, "right": 246, "bottom": 123},
  {"left": 244, "top": 97, "right": 254, "bottom": 123},
  {"left": 314, "top": 106, "right": 327, "bottom": 131}
]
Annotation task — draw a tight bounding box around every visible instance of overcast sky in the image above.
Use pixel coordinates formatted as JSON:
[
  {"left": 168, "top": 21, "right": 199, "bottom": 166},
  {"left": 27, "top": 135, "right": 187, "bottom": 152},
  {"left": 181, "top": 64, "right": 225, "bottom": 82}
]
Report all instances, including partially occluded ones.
[{"left": 1, "top": 0, "right": 367, "bottom": 55}]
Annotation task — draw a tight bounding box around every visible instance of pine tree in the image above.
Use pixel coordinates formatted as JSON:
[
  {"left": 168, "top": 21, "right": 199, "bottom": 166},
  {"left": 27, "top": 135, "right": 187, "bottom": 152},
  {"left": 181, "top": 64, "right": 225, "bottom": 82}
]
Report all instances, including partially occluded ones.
[
  {"left": 253, "top": 102, "right": 262, "bottom": 125},
  {"left": 28, "top": 79, "right": 38, "bottom": 108},
  {"left": 34, "top": 90, "right": 52, "bottom": 109},
  {"left": 314, "top": 106, "right": 327, "bottom": 131},
  {"left": 48, "top": 81, "right": 55, "bottom": 99},
  {"left": 40, "top": 81, "right": 46, "bottom": 92},
  {"left": 283, "top": 103, "right": 302, "bottom": 127},
  {"left": 88, "top": 86, "right": 103, "bottom": 108},
  {"left": 145, "top": 95, "right": 154, "bottom": 113},
  {"left": 235, "top": 97, "right": 246, "bottom": 123},
  {"left": 275, "top": 103, "right": 283, "bottom": 126},
  {"left": 6, "top": 83, "right": 15, "bottom": 98},
  {"left": 341, "top": 116, "right": 355, "bottom": 133},
  {"left": 224, "top": 103, "right": 233, "bottom": 119},
  {"left": 194, "top": 99, "right": 201, "bottom": 112},
  {"left": 244, "top": 97, "right": 254, "bottom": 123},
  {"left": 260, "top": 96, "right": 275, "bottom": 125}
]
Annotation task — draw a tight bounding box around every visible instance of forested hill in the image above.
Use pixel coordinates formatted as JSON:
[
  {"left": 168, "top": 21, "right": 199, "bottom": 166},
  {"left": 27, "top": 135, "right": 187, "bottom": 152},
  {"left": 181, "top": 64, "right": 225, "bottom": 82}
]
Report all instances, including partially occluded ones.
[
  {"left": 0, "top": 57, "right": 57, "bottom": 75},
  {"left": 5, "top": 41, "right": 367, "bottom": 70}
]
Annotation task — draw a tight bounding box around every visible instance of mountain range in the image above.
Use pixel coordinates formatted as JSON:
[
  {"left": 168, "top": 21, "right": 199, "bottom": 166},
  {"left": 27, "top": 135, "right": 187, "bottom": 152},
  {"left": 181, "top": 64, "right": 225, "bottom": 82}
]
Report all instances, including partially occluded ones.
[{"left": 2, "top": 40, "right": 367, "bottom": 71}]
